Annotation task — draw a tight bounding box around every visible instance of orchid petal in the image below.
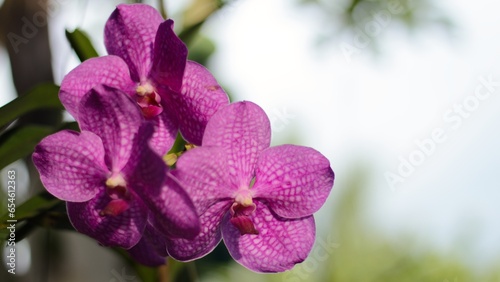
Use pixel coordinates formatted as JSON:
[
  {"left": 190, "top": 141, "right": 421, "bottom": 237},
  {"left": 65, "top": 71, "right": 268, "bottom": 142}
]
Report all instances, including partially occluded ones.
[
  {"left": 127, "top": 224, "right": 167, "bottom": 266},
  {"left": 145, "top": 176, "right": 200, "bottom": 240},
  {"left": 149, "top": 110, "right": 177, "bottom": 155},
  {"left": 164, "top": 61, "right": 229, "bottom": 145},
  {"left": 33, "top": 130, "right": 107, "bottom": 202},
  {"left": 166, "top": 200, "right": 231, "bottom": 261},
  {"left": 66, "top": 190, "right": 147, "bottom": 249},
  {"left": 59, "top": 55, "right": 135, "bottom": 118},
  {"left": 171, "top": 146, "right": 234, "bottom": 213},
  {"left": 252, "top": 145, "right": 334, "bottom": 218},
  {"left": 78, "top": 85, "right": 143, "bottom": 171},
  {"left": 202, "top": 101, "right": 271, "bottom": 187},
  {"left": 122, "top": 122, "right": 166, "bottom": 194},
  {"left": 222, "top": 201, "right": 315, "bottom": 273},
  {"left": 150, "top": 20, "right": 187, "bottom": 92},
  {"left": 104, "top": 3, "right": 163, "bottom": 81},
  {"left": 124, "top": 123, "right": 199, "bottom": 239}
]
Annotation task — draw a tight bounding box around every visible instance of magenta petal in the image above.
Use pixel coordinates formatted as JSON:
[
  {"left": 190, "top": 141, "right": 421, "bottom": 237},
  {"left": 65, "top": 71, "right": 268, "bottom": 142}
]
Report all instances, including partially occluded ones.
[
  {"left": 166, "top": 200, "right": 231, "bottom": 261},
  {"left": 66, "top": 190, "right": 147, "bottom": 249},
  {"left": 122, "top": 122, "right": 166, "bottom": 192},
  {"left": 142, "top": 223, "right": 169, "bottom": 257},
  {"left": 127, "top": 224, "right": 167, "bottom": 266},
  {"left": 104, "top": 4, "right": 164, "bottom": 81},
  {"left": 147, "top": 176, "right": 200, "bottom": 240},
  {"left": 78, "top": 85, "right": 143, "bottom": 171},
  {"left": 170, "top": 146, "right": 234, "bottom": 214},
  {"left": 59, "top": 55, "right": 135, "bottom": 118},
  {"left": 202, "top": 101, "right": 271, "bottom": 187},
  {"left": 32, "top": 130, "right": 107, "bottom": 202},
  {"left": 123, "top": 124, "right": 199, "bottom": 239},
  {"left": 164, "top": 61, "right": 229, "bottom": 145},
  {"left": 150, "top": 20, "right": 187, "bottom": 92},
  {"left": 149, "top": 110, "right": 177, "bottom": 155},
  {"left": 252, "top": 145, "right": 335, "bottom": 218},
  {"left": 222, "top": 201, "right": 316, "bottom": 273}
]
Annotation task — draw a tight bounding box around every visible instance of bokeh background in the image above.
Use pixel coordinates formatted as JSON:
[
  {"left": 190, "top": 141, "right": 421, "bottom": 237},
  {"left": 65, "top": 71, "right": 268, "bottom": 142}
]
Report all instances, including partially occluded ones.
[{"left": 1, "top": 0, "right": 500, "bottom": 281}]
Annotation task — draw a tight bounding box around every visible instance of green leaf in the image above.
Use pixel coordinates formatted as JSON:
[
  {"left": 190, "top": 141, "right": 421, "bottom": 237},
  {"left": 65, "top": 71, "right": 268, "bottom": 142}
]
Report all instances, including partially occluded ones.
[
  {"left": 0, "top": 84, "right": 62, "bottom": 129},
  {"left": 0, "top": 120, "right": 78, "bottom": 171},
  {"left": 180, "top": 0, "right": 225, "bottom": 44},
  {"left": 187, "top": 35, "right": 216, "bottom": 66},
  {"left": 58, "top": 121, "right": 80, "bottom": 132},
  {"left": 12, "top": 207, "right": 72, "bottom": 243},
  {"left": 0, "top": 125, "right": 53, "bottom": 170},
  {"left": 0, "top": 191, "right": 70, "bottom": 242},
  {"left": 65, "top": 29, "right": 99, "bottom": 61},
  {"left": 0, "top": 191, "right": 61, "bottom": 230}
]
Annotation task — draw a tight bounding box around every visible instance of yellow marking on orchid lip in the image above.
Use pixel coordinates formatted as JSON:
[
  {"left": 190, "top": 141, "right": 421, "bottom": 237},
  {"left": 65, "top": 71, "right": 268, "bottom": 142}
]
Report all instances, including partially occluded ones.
[
  {"left": 235, "top": 192, "right": 253, "bottom": 207},
  {"left": 136, "top": 83, "right": 154, "bottom": 96},
  {"left": 105, "top": 174, "right": 126, "bottom": 188},
  {"left": 241, "top": 197, "right": 253, "bottom": 206}
]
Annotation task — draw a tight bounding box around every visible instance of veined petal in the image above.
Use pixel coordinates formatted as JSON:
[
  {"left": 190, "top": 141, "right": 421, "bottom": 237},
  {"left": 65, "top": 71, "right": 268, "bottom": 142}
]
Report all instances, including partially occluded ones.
[
  {"left": 202, "top": 101, "right": 271, "bottom": 187},
  {"left": 170, "top": 146, "right": 234, "bottom": 214},
  {"left": 123, "top": 124, "right": 199, "bottom": 239},
  {"left": 143, "top": 223, "right": 169, "bottom": 257},
  {"left": 122, "top": 122, "right": 166, "bottom": 193},
  {"left": 33, "top": 130, "right": 107, "bottom": 202},
  {"left": 66, "top": 190, "right": 147, "bottom": 249},
  {"left": 149, "top": 110, "right": 177, "bottom": 155},
  {"left": 166, "top": 200, "right": 231, "bottom": 261},
  {"left": 164, "top": 61, "right": 229, "bottom": 145},
  {"left": 127, "top": 224, "right": 167, "bottom": 266},
  {"left": 252, "top": 145, "right": 334, "bottom": 218},
  {"left": 222, "top": 201, "right": 316, "bottom": 273},
  {"left": 59, "top": 55, "right": 135, "bottom": 118},
  {"left": 78, "top": 85, "right": 143, "bottom": 171},
  {"left": 150, "top": 20, "right": 187, "bottom": 92},
  {"left": 104, "top": 3, "right": 163, "bottom": 81},
  {"left": 145, "top": 176, "right": 200, "bottom": 240}
]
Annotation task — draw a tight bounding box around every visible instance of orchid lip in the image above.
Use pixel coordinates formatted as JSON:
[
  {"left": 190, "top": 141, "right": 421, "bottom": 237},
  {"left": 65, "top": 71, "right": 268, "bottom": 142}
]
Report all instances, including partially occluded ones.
[
  {"left": 135, "top": 82, "right": 163, "bottom": 118},
  {"left": 230, "top": 188, "right": 258, "bottom": 235},
  {"left": 102, "top": 172, "right": 131, "bottom": 216},
  {"left": 99, "top": 199, "right": 130, "bottom": 217}
]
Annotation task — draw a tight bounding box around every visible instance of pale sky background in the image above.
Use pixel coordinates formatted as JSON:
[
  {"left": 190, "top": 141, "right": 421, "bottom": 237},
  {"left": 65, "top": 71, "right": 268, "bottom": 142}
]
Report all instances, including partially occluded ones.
[{"left": 1, "top": 0, "right": 500, "bottom": 271}]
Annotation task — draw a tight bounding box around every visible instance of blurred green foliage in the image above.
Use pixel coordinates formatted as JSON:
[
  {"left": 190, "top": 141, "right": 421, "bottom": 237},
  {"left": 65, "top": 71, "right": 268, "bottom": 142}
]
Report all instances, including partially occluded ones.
[
  {"left": 0, "top": 2, "right": 223, "bottom": 281},
  {"left": 177, "top": 167, "right": 500, "bottom": 282},
  {"left": 298, "top": 0, "right": 454, "bottom": 48},
  {"left": 0, "top": 1, "right": 495, "bottom": 282},
  {"left": 65, "top": 29, "right": 99, "bottom": 61}
]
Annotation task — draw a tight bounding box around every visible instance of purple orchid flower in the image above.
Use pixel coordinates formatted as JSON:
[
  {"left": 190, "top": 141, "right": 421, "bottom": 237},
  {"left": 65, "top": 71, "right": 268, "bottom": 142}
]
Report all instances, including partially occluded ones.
[
  {"left": 166, "top": 101, "right": 335, "bottom": 272},
  {"left": 127, "top": 223, "right": 169, "bottom": 266},
  {"left": 33, "top": 85, "right": 199, "bottom": 249},
  {"left": 59, "top": 3, "right": 229, "bottom": 155}
]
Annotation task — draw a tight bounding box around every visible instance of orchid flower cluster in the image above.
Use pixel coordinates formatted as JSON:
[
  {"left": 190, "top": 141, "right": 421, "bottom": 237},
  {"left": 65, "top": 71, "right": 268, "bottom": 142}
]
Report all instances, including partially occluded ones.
[{"left": 32, "top": 4, "right": 335, "bottom": 273}]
